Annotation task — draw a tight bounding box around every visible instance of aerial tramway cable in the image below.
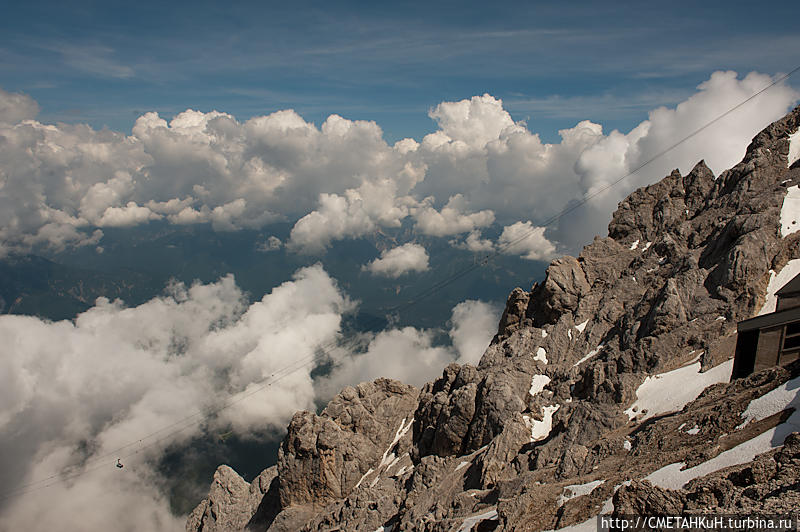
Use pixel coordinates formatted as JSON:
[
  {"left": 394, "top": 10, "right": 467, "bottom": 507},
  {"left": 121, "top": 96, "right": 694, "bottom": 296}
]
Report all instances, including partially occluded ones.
[{"left": 2, "top": 65, "right": 799, "bottom": 503}]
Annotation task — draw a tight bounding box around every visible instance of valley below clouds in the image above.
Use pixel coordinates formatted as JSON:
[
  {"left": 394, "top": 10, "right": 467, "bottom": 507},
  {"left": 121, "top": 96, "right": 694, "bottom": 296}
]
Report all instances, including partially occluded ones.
[{"left": 0, "top": 265, "right": 498, "bottom": 530}]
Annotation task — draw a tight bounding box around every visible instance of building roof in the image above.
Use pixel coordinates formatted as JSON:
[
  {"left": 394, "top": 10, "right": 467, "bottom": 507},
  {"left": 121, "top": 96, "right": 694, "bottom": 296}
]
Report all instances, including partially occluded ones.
[
  {"left": 776, "top": 272, "right": 800, "bottom": 296},
  {"left": 738, "top": 304, "right": 800, "bottom": 332}
]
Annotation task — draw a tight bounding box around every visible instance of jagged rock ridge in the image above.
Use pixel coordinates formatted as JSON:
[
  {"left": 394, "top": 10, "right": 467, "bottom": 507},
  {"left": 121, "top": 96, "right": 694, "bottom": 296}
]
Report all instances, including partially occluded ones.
[{"left": 187, "top": 106, "right": 800, "bottom": 531}]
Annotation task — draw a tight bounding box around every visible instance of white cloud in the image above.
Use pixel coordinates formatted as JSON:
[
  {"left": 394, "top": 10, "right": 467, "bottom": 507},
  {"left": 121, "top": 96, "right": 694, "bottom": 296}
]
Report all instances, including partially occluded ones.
[
  {"left": 256, "top": 235, "right": 283, "bottom": 252},
  {"left": 363, "top": 243, "right": 430, "bottom": 278},
  {"left": 0, "top": 72, "right": 796, "bottom": 256},
  {"left": 412, "top": 194, "right": 495, "bottom": 237},
  {"left": 319, "top": 298, "right": 499, "bottom": 394},
  {"left": 451, "top": 230, "right": 495, "bottom": 253},
  {"left": 449, "top": 300, "right": 499, "bottom": 365},
  {"left": 0, "top": 87, "right": 39, "bottom": 124},
  {"left": 427, "top": 93, "right": 519, "bottom": 149},
  {"left": 560, "top": 71, "right": 800, "bottom": 246},
  {"left": 287, "top": 180, "right": 412, "bottom": 254},
  {"left": 0, "top": 265, "right": 352, "bottom": 531},
  {"left": 95, "top": 202, "right": 162, "bottom": 227},
  {"left": 0, "top": 262, "right": 500, "bottom": 530},
  {"left": 321, "top": 327, "right": 453, "bottom": 392},
  {"left": 497, "top": 221, "right": 557, "bottom": 261}
]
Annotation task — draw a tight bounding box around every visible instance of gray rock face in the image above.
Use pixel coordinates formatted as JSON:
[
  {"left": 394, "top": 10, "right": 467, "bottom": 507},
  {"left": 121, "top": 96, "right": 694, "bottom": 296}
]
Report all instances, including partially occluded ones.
[
  {"left": 187, "top": 107, "right": 800, "bottom": 531},
  {"left": 278, "top": 379, "right": 418, "bottom": 508},
  {"left": 614, "top": 432, "right": 800, "bottom": 516},
  {"left": 528, "top": 256, "right": 591, "bottom": 326},
  {"left": 414, "top": 364, "right": 481, "bottom": 458},
  {"left": 185, "top": 465, "right": 276, "bottom": 532}
]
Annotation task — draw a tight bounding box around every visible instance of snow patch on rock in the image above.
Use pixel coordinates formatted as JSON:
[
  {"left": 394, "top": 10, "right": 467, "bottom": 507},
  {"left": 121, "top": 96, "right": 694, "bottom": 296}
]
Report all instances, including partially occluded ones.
[
  {"left": 788, "top": 128, "right": 800, "bottom": 168},
  {"left": 557, "top": 479, "right": 605, "bottom": 507},
  {"left": 529, "top": 375, "right": 551, "bottom": 396},
  {"left": 738, "top": 373, "right": 800, "bottom": 429},
  {"left": 379, "top": 417, "right": 413, "bottom": 468},
  {"left": 574, "top": 345, "right": 603, "bottom": 367},
  {"left": 758, "top": 259, "right": 800, "bottom": 315},
  {"left": 535, "top": 347, "right": 548, "bottom": 364},
  {"left": 524, "top": 404, "right": 560, "bottom": 442},
  {"left": 779, "top": 185, "right": 800, "bottom": 238},
  {"left": 455, "top": 460, "right": 470, "bottom": 472},
  {"left": 355, "top": 468, "right": 374, "bottom": 489},
  {"left": 625, "top": 359, "right": 733, "bottom": 421},
  {"left": 458, "top": 508, "right": 498, "bottom": 532},
  {"left": 647, "top": 405, "right": 800, "bottom": 490}
]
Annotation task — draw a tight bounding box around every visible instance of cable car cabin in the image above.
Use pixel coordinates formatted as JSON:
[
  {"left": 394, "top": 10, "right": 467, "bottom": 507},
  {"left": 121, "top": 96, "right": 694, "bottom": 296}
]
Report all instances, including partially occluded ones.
[{"left": 732, "top": 272, "right": 800, "bottom": 379}]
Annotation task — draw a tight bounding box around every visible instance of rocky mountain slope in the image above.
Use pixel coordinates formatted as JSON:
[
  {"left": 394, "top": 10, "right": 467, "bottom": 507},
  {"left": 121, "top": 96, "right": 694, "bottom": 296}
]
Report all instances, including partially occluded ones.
[{"left": 187, "top": 107, "right": 800, "bottom": 531}]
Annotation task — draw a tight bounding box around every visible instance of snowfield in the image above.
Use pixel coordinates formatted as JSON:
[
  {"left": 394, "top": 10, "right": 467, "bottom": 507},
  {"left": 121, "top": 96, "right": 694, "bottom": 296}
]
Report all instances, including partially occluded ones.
[
  {"left": 646, "top": 373, "right": 800, "bottom": 490},
  {"left": 557, "top": 480, "right": 605, "bottom": 507},
  {"left": 758, "top": 258, "right": 800, "bottom": 315},
  {"left": 779, "top": 185, "right": 800, "bottom": 238},
  {"left": 624, "top": 359, "right": 733, "bottom": 421},
  {"left": 738, "top": 373, "right": 800, "bottom": 429},
  {"left": 788, "top": 128, "right": 800, "bottom": 168}
]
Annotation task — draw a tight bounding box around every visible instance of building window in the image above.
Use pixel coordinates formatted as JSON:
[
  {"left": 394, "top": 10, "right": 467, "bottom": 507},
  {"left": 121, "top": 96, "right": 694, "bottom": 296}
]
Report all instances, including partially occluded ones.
[{"left": 783, "top": 321, "right": 800, "bottom": 351}]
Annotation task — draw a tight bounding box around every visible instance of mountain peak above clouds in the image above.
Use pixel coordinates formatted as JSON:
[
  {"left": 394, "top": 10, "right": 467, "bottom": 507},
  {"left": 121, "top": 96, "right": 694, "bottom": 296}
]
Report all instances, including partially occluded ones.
[{"left": 187, "top": 106, "right": 800, "bottom": 531}]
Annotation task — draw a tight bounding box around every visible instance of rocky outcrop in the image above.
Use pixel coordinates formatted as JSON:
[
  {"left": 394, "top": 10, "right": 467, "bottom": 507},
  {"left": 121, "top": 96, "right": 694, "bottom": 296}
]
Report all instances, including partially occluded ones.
[
  {"left": 186, "top": 466, "right": 276, "bottom": 532},
  {"left": 614, "top": 431, "right": 800, "bottom": 516},
  {"left": 188, "top": 106, "right": 800, "bottom": 531},
  {"left": 277, "top": 379, "right": 418, "bottom": 517},
  {"left": 528, "top": 256, "right": 591, "bottom": 326}
]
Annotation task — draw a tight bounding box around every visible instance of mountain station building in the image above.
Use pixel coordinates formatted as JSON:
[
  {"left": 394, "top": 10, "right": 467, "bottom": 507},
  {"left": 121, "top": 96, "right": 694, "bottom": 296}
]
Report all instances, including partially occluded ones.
[{"left": 732, "top": 272, "right": 800, "bottom": 379}]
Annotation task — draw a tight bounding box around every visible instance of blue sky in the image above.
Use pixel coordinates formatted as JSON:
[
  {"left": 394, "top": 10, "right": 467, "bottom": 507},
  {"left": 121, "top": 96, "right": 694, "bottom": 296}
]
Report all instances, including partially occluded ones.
[
  {"left": 3, "top": 4, "right": 800, "bottom": 527},
  {"left": 2, "top": 0, "right": 798, "bottom": 142}
]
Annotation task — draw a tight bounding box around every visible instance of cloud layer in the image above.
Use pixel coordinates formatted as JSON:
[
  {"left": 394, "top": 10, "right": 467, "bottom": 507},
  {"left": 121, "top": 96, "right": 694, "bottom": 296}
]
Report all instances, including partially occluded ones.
[
  {"left": 318, "top": 299, "right": 499, "bottom": 395},
  {"left": 0, "top": 268, "right": 498, "bottom": 531},
  {"left": 0, "top": 71, "right": 796, "bottom": 259},
  {"left": 0, "top": 266, "right": 349, "bottom": 530}
]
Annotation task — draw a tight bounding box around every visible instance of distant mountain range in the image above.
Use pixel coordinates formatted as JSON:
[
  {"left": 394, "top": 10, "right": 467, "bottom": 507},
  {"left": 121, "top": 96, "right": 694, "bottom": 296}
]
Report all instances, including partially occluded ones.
[{"left": 2, "top": 221, "right": 543, "bottom": 329}]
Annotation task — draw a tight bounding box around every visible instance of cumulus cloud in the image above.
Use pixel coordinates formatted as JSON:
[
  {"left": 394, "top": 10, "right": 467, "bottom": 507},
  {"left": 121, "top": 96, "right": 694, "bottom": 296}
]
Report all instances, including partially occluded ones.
[
  {"left": 287, "top": 180, "right": 414, "bottom": 254},
  {"left": 321, "top": 327, "right": 453, "bottom": 392},
  {"left": 412, "top": 194, "right": 495, "bottom": 237},
  {"left": 451, "top": 230, "right": 495, "bottom": 253},
  {"left": 256, "top": 235, "right": 283, "bottom": 252},
  {"left": 497, "top": 221, "right": 557, "bottom": 261},
  {"left": 95, "top": 202, "right": 162, "bottom": 227},
  {"left": 449, "top": 300, "right": 499, "bottom": 365},
  {"left": 363, "top": 243, "right": 430, "bottom": 278},
  {"left": 319, "top": 298, "right": 499, "bottom": 394},
  {"left": 0, "top": 87, "right": 39, "bottom": 124},
  {"left": 0, "top": 71, "right": 796, "bottom": 257},
  {"left": 0, "top": 260, "right": 501, "bottom": 530},
  {"left": 428, "top": 93, "right": 519, "bottom": 149},
  {"left": 559, "top": 71, "right": 800, "bottom": 246},
  {"left": 0, "top": 265, "right": 352, "bottom": 531}
]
